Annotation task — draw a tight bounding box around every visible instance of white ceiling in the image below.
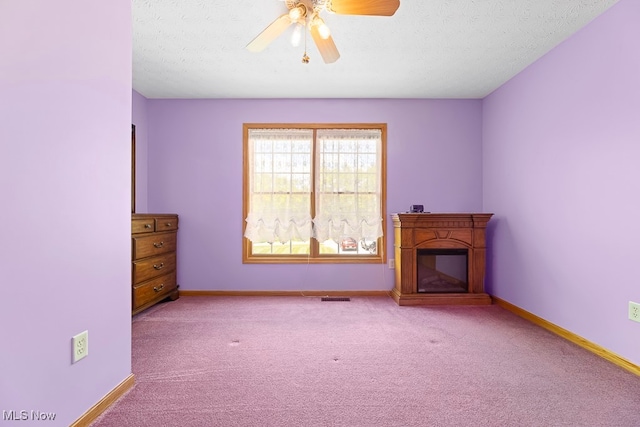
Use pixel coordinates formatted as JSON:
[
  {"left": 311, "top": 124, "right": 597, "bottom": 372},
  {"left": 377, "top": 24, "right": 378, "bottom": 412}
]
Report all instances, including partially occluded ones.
[{"left": 132, "top": 0, "right": 619, "bottom": 99}]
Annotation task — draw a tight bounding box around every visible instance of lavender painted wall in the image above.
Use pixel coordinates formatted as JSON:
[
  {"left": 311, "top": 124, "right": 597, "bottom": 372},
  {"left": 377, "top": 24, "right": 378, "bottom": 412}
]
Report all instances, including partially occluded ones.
[
  {"left": 132, "top": 90, "right": 149, "bottom": 213},
  {"left": 0, "top": 1, "right": 132, "bottom": 425},
  {"left": 145, "top": 99, "right": 483, "bottom": 291},
  {"left": 483, "top": 0, "right": 640, "bottom": 365}
]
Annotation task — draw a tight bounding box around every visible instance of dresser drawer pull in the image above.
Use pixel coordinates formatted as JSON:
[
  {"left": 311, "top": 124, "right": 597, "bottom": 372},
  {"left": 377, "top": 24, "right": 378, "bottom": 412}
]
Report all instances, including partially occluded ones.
[
  {"left": 165, "top": 222, "right": 172, "bottom": 227},
  {"left": 153, "top": 284, "right": 164, "bottom": 292},
  {"left": 153, "top": 263, "right": 164, "bottom": 270},
  {"left": 153, "top": 241, "right": 164, "bottom": 248},
  {"left": 144, "top": 223, "right": 152, "bottom": 229}
]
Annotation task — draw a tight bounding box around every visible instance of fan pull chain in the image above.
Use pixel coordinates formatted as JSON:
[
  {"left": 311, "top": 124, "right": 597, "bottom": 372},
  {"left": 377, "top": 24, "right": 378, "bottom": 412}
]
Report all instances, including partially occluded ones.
[{"left": 302, "top": 21, "right": 310, "bottom": 64}]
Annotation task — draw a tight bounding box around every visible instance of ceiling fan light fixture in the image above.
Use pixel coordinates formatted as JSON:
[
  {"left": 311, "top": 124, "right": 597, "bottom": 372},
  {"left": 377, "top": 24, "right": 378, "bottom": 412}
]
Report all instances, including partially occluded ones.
[
  {"left": 311, "top": 16, "right": 331, "bottom": 40},
  {"left": 288, "top": 4, "right": 306, "bottom": 21},
  {"left": 291, "top": 23, "right": 303, "bottom": 46},
  {"left": 318, "top": 22, "right": 331, "bottom": 39},
  {"left": 248, "top": 0, "right": 399, "bottom": 64}
]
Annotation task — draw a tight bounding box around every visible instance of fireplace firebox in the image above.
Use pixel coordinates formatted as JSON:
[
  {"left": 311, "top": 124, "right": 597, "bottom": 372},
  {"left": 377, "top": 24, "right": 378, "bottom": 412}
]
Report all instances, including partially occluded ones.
[
  {"left": 391, "top": 213, "right": 493, "bottom": 306},
  {"left": 417, "top": 248, "right": 468, "bottom": 293}
]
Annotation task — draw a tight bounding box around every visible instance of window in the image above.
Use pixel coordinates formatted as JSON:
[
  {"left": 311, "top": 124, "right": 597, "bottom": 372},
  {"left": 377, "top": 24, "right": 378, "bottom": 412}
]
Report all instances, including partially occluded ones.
[{"left": 243, "top": 123, "right": 387, "bottom": 264}]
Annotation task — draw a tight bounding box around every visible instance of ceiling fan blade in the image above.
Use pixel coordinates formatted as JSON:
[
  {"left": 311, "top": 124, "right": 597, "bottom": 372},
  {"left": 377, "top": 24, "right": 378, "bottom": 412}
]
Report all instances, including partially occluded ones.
[
  {"left": 246, "top": 14, "right": 293, "bottom": 52},
  {"left": 328, "top": 0, "right": 400, "bottom": 16},
  {"left": 310, "top": 26, "right": 340, "bottom": 64}
]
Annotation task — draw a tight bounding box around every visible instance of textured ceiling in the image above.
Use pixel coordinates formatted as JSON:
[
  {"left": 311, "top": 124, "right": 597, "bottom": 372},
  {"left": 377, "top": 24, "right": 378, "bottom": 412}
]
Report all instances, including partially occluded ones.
[{"left": 132, "top": 0, "right": 619, "bottom": 99}]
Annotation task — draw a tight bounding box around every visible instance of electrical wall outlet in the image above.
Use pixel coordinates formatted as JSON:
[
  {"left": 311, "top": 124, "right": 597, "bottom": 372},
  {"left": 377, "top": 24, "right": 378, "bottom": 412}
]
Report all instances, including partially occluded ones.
[
  {"left": 388, "top": 259, "right": 395, "bottom": 269},
  {"left": 629, "top": 302, "right": 640, "bottom": 323},
  {"left": 629, "top": 301, "right": 640, "bottom": 323},
  {"left": 72, "top": 330, "right": 89, "bottom": 363}
]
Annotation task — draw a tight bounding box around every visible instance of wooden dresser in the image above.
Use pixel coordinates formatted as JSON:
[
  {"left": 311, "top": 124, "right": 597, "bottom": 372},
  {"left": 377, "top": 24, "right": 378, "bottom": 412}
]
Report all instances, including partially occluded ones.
[{"left": 131, "top": 213, "right": 179, "bottom": 315}]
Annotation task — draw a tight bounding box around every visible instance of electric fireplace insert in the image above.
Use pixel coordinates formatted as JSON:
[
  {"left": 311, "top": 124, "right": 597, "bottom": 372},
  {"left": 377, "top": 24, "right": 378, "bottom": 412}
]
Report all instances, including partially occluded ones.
[{"left": 417, "top": 248, "right": 468, "bottom": 293}]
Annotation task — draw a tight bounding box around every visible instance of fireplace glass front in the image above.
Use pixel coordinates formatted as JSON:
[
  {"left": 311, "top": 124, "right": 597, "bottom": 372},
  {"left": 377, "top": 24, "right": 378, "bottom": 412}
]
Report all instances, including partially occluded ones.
[{"left": 417, "top": 249, "right": 468, "bottom": 293}]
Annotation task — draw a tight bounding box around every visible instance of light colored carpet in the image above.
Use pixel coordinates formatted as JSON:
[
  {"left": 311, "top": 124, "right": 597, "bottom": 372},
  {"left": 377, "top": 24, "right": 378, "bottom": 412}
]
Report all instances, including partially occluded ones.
[{"left": 92, "top": 296, "right": 640, "bottom": 426}]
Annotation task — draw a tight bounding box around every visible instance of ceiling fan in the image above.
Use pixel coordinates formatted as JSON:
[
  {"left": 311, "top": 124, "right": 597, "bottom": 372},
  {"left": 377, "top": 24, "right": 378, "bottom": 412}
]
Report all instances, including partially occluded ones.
[{"left": 246, "top": 0, "right": 400, "bottom": 64}]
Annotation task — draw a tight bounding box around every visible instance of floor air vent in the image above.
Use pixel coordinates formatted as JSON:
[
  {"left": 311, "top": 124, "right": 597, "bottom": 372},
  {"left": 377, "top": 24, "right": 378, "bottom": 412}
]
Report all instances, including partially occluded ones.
[{"left": 321, "top": 297, "right": 351, "bottom": 302}]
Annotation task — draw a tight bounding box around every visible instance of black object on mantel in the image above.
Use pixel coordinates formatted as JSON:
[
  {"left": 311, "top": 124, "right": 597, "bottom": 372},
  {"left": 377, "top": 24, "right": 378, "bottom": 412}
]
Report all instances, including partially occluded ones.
[{"left": 410, "top": 205, "right": 424, "bottom": 213}]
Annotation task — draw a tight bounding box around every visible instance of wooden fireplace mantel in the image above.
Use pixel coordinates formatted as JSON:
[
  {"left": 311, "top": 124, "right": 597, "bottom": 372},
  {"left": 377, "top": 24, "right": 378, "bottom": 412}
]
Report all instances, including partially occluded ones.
[{"left": 391, "top": 213, "right": 493, "bottom": 306}]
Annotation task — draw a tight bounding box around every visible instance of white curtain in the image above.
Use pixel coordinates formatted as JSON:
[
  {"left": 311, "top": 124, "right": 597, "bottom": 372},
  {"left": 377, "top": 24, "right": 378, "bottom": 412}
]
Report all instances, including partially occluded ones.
[
  {"left": 313, "top": 129, "right": 383, "bottom": 243},
  {"left": 244, "top": 129, "right": 314, "bottom": 243}
]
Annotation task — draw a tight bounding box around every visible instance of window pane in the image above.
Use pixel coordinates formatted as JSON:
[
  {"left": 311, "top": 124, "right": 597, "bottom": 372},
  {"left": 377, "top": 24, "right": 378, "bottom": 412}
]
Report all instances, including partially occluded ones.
[
  {"left": 273, "top": 140, "right": 290, "bottom": 152},
  {"left": 359, "top": 239, "right": 377, "bottom": 255},
  {"left": 339, "top": 140, "right": 356, "bottom": 153},
  {"left": 319, "top": 239, "right": 338, "bottom": 254},
  {"left": 289, "top": 193, "right": 310, "bottom": 212},
  {"left": 292, "top": 153, "right": 310, "bottom": 173},
  {"left": 314, "top": 128, "right": 383, "bottom": 248},
  {"left": 292, "top": 140, "right": 310, "bottom": 153},
  {"left": 254, "top": 153, "right": 272, "bottom": 173},
  {"left": 358, "top": 140, "right": 377, "bottom": 152},
  {"left": 291, "top": 174, "right": 310, "bottom": 192},
  {"left": 252, "top": 240, "right": 311, "bottom": 255},
  {"left": 357, "top": 173, "right": 376, "bottom": 192},
  {"left": 338, "top": 173, "right": 356, "bottom": 193},
  {"left": 319, "top": 152, "right": 338, "bottom": 172},
  {"left": 273, "top": 153, "right": 290, "bottom": 172},
  {"left": 321, "top": 172, "right": 337, "bottom": 190},
  {"left": 273, "top": 173, "right": 292, "bottom": 192},
  {"left": 358, "top": 153, "right": 376, "bottom": 172},
  {"left": 253, "top": 173, "right": 272, "bottom": 193},
  {"left": 245, "top": 128, "right": 313, "bottom": 246},
  {"left": 318, "top": 237, "right": 378, "bottom": 255},
  {"left": 254, "top": 140, "right": 272, "bottom": 152}
]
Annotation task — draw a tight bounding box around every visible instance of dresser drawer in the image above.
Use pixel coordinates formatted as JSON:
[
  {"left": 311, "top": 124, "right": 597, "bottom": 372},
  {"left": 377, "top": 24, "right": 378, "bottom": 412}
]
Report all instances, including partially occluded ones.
[
  {"left": 131, "top": 213, "right": 179, "bottom": 315},
  {"left": 133, "top": 272, "right": 177, "bottom": 309},
  {"left": 133, "top": 253, "right": 176, "bottom": 284},
  {"left": 155, "top": 217, "right": 178, "bottom": 232},
  {"left": 132, "top": 218, "right": 155, "bottom": 234},
  {"left": 132, "top": 232, "right": 177, "bottom": 260}
]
